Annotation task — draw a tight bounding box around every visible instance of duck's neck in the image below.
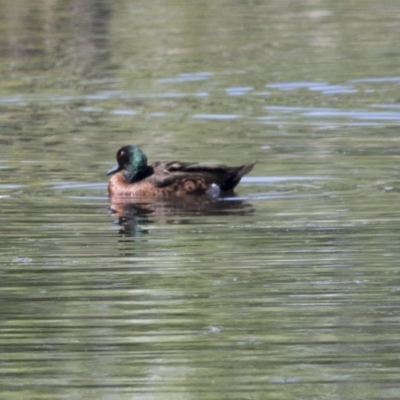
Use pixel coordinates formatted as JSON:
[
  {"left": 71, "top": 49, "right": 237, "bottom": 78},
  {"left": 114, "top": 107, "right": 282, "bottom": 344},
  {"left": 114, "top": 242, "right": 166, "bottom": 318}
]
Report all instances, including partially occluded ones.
[{"left": 124, "top": 147, "right": 149, "bottom": 182}]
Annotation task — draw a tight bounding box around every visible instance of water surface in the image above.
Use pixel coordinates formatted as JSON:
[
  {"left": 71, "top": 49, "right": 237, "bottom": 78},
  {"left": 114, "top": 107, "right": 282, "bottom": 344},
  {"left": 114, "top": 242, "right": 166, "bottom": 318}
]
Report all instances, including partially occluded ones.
[{"left": 1, "top": 1, "right": 400, "bottom": 399}]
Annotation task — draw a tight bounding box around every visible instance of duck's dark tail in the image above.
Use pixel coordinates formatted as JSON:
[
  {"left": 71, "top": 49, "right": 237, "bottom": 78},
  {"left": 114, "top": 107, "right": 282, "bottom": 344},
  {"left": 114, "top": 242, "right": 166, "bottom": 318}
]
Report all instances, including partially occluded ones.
[{"left": 221, "top": 161, "right": 257, "bottom": 191}]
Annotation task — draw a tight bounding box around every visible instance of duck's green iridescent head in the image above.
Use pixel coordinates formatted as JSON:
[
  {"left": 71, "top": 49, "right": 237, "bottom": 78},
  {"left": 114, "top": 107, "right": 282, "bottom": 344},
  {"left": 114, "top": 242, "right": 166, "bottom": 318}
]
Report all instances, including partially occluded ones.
[{"left": 107, "top": 145, "right": 148, "bottom": 182}]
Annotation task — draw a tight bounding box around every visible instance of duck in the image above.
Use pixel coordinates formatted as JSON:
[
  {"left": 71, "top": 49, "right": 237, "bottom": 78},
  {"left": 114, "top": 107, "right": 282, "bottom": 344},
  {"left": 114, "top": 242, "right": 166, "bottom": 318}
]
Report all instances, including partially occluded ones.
[{"left": 107, "top": 145, "right": 256, "bottom": 198}]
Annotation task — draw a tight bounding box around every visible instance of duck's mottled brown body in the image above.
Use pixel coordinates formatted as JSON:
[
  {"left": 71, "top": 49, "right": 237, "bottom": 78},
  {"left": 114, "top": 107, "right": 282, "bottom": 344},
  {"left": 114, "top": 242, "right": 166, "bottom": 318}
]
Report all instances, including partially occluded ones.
[{"left": 107, "top": 146, "right": 256, "bottom": 198}]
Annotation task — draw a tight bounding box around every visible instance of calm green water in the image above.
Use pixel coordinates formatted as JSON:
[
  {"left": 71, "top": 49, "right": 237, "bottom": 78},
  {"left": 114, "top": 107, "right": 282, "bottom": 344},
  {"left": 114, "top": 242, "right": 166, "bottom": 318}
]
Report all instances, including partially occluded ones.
[{"left": 1, "top": 1, "right": 400, "bottom": 399}]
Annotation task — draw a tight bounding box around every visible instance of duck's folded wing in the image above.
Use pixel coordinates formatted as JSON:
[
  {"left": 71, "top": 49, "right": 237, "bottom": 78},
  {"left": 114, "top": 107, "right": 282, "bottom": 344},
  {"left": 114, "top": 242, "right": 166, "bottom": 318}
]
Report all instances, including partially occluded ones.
[{"left": 149, "top": 161, "right": 256, "bottom": 190}]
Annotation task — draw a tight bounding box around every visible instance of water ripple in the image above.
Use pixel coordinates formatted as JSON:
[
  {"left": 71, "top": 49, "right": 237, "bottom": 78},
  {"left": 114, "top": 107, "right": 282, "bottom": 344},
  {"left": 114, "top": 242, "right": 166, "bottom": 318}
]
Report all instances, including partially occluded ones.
[
  {"left": 157, "top": 72, "right": 213, "bottom": 83},
  {"left": 192, "top": 113, "right": 239, "bottom": 120}
]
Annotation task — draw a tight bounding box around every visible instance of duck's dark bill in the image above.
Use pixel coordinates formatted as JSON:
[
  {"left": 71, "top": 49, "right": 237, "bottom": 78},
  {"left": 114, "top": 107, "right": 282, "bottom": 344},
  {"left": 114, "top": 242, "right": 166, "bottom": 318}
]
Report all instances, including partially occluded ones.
[{"left": 107, "top": 163, "right": 121, "bottom": 175}]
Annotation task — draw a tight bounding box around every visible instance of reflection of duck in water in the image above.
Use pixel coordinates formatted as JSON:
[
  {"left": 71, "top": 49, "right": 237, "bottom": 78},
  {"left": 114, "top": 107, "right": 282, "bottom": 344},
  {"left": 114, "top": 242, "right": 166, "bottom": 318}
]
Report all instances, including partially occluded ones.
[
  {"left": 107, "top": 145, "right": 256, "bottom": 198},
  {"left": 109, "top": 196, "right": 256, "bottom": 236}
]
